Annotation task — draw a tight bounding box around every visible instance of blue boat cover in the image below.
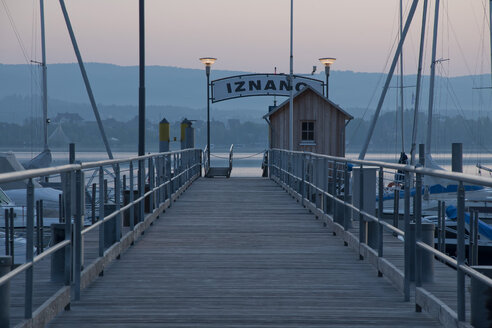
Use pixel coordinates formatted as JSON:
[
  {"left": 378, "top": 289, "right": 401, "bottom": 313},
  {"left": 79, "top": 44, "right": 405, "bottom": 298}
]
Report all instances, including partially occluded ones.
[{"left": 446, "top": 205, "right": 492, "bottom": 241}]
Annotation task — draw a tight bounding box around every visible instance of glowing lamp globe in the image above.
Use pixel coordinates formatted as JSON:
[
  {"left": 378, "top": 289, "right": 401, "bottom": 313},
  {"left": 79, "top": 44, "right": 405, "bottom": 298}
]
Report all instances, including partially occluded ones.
[
  {"left": 199, "top": 57, "right": 217, "bottom": 67},
  {"left": 319, "top": 57, "right": 336, "bottom": 67}
]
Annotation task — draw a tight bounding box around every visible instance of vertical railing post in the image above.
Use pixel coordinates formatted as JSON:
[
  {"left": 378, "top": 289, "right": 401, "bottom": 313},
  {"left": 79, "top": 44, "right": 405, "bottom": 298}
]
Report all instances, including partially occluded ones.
[
  {"left": 115, "top": 163, "right": 121, "bottom": 242},
  {"left": 74, "top": 170, "right": 82, "bottom": 300},
  {"left": 4, "top": 210, "right": 9, "bottom": 256},
  {"left": 457, "top": 181, "right": 465, "bottom": 321},
  {"left": 301, "top": 154, "right": 306, "bottom": 206},
  {"left": 437, "top": 200, "right": 442, "bottom": 253},
  {"left": 98, "top": 166, "right": 105, "bottom": 259},
  {"left": 129, "top": 161, "right": 135, "bottom": 232},
  {"left": 167, "top": 154, "right": 173, "bottom": 207},
  {"left": 469, "top": 210, "right": 475, "bottom": 266},
  {"left": 139, "top": 159, "right": 145, "bottom": 219},
  {"left": 312, "top": 156, "right": 317, "bottom": 206},
  {"left": 40, "top": 200, "right": 44, "bottom": 253},
  {"left": 441, "top": 201, "right": 446, "bottom": 253},
  {"left": 378, "top": 167, "right": 384, "bottom": 276},
  {"left": 416, "top": 149, "right": 424, "bottom": 293},
  {"left": 156, "top": 156, "right": 161, "bottom": 206},
  {"left": 415, "top": 170, "right": 423, "bottom": 293},
  {"left": 103, "top": 179, "right": 108, "bottom": 204},
  {"left": 452, "top": 143, "right": 465, "bottom": 321},
  {"left": 36, "top": 201, "right": 41, "bottom": 255},
  {"left": 25, "top": 178, "right": 34, "bottom": 319},
  {"left": 64, "top": 173, "right": 72, "bottom": 292},
  {"left": 393, "top": 188, "right": 400, "bottom": 235},
  {"left": 473, "top": 210, "right": 479, "bottom": 266},
  {"left": 323, "top": 158, "right": 328, "bottom": 215},
  {"left": 403, "top": 170, "right": 411, "bottom": 302},
  {"left": 343, "top": 162, "right": 350, "bottom": 231},
  {"left": 91, "top": 183, "right": 96, "bottom": 224},
  {"left": 149, "top": 157, "right": 154, "bottom": 212},
  {"left": 331, "top": 161, "right": 337, "bottom": 221},
  {"left": 9, "top": 209, "right": 14, "bottom": 267},
  {"left": 358, "top": 165, "right": 365, "bottom": 260}
]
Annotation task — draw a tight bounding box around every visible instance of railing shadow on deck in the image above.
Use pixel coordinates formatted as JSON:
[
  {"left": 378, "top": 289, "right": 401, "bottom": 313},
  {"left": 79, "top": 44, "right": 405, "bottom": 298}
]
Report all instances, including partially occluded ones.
[
  {"left": 268, "top": 148, "right": 492, "bottom": 328},
  {"left": 0, "top": 149, "right": 202, "bottom": 327}
]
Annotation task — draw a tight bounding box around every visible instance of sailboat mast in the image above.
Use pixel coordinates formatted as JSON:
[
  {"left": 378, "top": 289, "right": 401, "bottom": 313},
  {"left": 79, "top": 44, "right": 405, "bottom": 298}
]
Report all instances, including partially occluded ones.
[
  {"left": 410, "top": 0, "right": 429, "bottom": 165},
  {"left": 490, "top": 0, "right": 492, "bottom": 87},
  {"left": 40, "top": 0, "right": 48, "bottom": 151},
  {"left": 425, "top": 0, "right": 440, "bottom": 158},
  {"left": 399, "top": 0, "right": 405, "bottom": 153},
  {"left": 289, "top": 0, "right": 294, "bottom": 151},
  {"left": 358, "top": 0, "right": 420, "bottom": 160},
  {"left": 58, "top": 0, "right": 114, "bottom": 160}
]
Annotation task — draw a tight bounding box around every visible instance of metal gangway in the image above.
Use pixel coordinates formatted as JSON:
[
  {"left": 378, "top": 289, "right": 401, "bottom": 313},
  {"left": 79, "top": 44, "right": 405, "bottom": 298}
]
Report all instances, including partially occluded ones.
[{"left": 204, "top": 144, "right": 233, "bottom": 178}]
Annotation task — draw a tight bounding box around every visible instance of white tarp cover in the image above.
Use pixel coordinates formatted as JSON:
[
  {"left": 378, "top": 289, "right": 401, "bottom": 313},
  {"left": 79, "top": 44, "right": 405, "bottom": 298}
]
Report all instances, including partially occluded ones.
[{"left": 0, "top": 152, "right": 42, "bottom": 190}]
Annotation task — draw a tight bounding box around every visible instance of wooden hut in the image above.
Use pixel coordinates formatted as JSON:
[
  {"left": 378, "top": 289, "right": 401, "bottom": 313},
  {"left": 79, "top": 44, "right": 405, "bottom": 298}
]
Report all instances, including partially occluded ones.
[{"left": 264, "top": 86, "right": 352, "bottom": 156}]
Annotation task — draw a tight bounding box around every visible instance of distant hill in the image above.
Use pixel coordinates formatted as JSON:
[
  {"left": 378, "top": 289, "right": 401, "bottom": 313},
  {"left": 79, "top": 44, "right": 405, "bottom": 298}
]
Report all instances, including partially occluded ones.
[{"left": 0, "top": 63, "right": 489, "bottom": 123}]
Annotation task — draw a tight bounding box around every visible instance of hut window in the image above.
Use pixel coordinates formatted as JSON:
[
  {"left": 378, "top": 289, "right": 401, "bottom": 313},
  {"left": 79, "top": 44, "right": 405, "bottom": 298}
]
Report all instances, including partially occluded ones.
[{"left": 301, "top": 121, "right": 315, "bottom": 141}]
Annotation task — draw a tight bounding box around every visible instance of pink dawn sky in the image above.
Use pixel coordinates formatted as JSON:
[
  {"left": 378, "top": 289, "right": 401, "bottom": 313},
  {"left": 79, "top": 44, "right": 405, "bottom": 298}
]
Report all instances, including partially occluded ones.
[{"left": 1, "top": 0, "right": 490, "bottom": 76}]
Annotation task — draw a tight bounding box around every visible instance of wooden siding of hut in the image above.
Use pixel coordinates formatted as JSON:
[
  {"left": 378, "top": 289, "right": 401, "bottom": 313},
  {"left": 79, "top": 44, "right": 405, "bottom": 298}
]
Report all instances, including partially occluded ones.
[{"left": 269, "top": 89, "right": 349, "bottom": 157}]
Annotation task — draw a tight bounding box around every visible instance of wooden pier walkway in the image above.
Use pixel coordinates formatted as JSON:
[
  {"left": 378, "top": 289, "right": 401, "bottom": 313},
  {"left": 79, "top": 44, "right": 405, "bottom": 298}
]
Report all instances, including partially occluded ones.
[{"left": 47, "top": 178, "right": 441, "bottom": 327}]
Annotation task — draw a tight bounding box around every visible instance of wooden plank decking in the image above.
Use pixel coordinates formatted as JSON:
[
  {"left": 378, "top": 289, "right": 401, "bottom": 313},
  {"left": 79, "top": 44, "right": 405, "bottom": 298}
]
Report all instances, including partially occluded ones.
[{"left": 47, "top": 178, "right": 441, "bottom": 327}]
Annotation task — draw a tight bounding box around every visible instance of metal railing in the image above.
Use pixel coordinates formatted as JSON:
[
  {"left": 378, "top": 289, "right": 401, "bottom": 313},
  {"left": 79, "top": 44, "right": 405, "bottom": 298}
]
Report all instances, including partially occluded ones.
[
  {"left": 0, "top": 148, "right": 202, "bottom": 327},
  {"left": 229, "top": 144, "right": 234, "bottom": 171},
  {"left": 268, "top": 148, "right": 492, "bottom": 325},
  {"left": 203, "top": 145, "right": 209, "bottom": 176}
]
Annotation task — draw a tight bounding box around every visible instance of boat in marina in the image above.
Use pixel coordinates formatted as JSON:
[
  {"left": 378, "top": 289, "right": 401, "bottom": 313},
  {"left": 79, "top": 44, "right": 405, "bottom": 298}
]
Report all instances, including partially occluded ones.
[{"left": 357, "top": 0, "right": 492, "bottom": 264}]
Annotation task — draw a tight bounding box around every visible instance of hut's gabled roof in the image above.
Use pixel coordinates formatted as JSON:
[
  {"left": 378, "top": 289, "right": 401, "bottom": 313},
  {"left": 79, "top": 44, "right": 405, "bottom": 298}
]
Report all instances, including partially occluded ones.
[{"left": 263, "top": 85, "right": 353, "bottom": 120}]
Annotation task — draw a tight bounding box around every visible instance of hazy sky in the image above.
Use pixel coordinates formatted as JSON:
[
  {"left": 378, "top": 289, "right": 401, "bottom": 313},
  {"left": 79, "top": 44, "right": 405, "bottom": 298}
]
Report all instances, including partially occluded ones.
[{"left": 1, "top": 1, "right": 490, "bottom": 76}]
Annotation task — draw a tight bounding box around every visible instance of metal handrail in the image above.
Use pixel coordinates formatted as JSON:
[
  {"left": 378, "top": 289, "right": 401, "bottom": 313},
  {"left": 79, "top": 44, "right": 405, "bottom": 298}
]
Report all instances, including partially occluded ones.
[
  {"left": 268, "top": 148, "right": 492, "bottom": 324},
  {"left": 0, "top": 149, "right": 192, "bottom": 184},
  {"left": 271, "top": 148, "right": 492, "bottom": 188},
  {"left": 0, "top": 148, "right": 203, "bottom": 325}
]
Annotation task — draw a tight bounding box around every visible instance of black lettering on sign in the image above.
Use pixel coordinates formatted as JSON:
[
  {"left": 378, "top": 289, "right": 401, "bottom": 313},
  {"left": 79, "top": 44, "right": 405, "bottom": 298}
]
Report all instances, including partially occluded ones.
[
  {"left": 264, "top": 80, "right": 277, "bottom": 90},
  {"left": 226, "top": 83, "right": 232, "bottom": 93},
  {"left": 249, "top": 80, "right": 261, "bottom": 91},
  {"left": 295, "top": 82, "right": 307, "bottom": 91},
  {"left": 235, "top": 81, "right": 246, "bottom": 92},
  {"left": 279, "top": 80, "right": 292, "bottom": 91}
]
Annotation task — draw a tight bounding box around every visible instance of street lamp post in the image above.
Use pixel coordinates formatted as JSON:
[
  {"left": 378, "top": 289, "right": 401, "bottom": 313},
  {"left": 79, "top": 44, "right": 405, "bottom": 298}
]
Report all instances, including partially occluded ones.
[
  {"left": 199, "top": 57, "right": 217, "bottom": 170},
  {"left": 138, "top": 0, "right": 145, "bottom": 156},
  {"left": 319, "top": 57, "right": 336, "bottom": 99}
]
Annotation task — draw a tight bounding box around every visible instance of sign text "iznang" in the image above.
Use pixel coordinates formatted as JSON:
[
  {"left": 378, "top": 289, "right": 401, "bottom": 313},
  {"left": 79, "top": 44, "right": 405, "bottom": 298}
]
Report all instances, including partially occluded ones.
[{"left": 211, "top": 74, "right": 324, "bottom": 103}]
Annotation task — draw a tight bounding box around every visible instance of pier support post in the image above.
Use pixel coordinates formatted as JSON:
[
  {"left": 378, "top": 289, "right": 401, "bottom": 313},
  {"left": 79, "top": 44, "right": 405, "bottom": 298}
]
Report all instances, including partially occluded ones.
[
  {"left": 50, "top": 223, "right": 68, "bottom": 282},
  {"left": 159, "top": 118, "right": 170, "bottom": 153},
  {"left": 470, "top": 266, "right": 492, "bottom": 328},
  {"left": 0, "top": 256, "right": 11, "bottom": 327},
  {"left": 408, "top": 222, "right": 435, "bottom": 282},
  {"left": 180, "top": 118, "right": 194, "bottom": 150},
  {"left": 352, "top": 167, "right": 377, "bottom": 248}
]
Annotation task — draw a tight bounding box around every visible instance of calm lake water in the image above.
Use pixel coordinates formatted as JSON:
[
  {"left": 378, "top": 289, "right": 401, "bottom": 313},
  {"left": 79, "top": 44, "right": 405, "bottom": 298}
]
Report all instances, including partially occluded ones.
[{"left": 9, "top": 150, "right": 492, "bottom": 178}]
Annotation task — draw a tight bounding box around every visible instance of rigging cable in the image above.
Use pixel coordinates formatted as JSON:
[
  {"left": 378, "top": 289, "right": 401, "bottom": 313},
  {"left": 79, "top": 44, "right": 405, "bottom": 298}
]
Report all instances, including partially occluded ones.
[
  {"left": 210, "top": 151, "right": 266, "bottom": 160},
  {"left": 347, "top": 3, "right": 401, "bottom": 149},
  {"left": 1, "top": 0, "right": 31, "bottom": 64}
]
